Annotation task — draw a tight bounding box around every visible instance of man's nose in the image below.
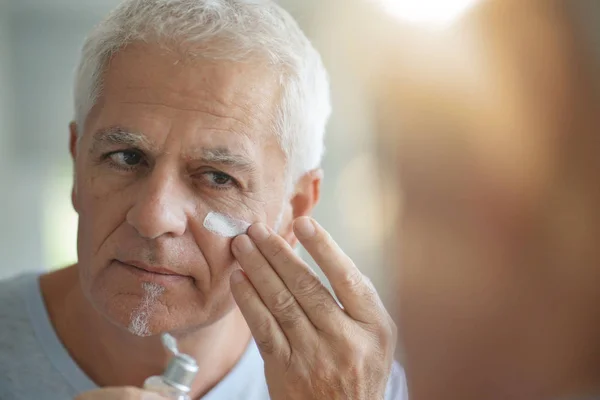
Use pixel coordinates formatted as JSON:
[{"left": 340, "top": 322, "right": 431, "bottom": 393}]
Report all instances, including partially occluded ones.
[{"left": 126, "top": 171, "right": 188, "bottom": 239}]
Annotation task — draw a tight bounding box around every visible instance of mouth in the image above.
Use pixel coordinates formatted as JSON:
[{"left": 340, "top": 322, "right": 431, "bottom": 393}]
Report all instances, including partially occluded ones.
[{"left": 114, "top": 260, "right": 190, "bottom": 282}]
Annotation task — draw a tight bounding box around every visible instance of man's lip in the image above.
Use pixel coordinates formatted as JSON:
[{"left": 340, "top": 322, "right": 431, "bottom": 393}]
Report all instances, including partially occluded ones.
[{"left": 118, "top": 260, "right": 186, "bottom": 277}]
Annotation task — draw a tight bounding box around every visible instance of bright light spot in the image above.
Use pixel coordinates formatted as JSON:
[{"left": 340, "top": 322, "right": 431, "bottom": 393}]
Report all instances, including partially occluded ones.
[
  {"left": 43, "top": 163, "right": 78, "bottom": 269},
  {"left": 379, "top": 0, "right": 479, "bottom": 27}
]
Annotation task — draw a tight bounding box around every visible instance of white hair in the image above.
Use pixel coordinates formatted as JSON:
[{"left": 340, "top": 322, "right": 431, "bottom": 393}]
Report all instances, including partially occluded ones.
[{"left": 73, "top": 0, "right": 331, "bottom": 183}]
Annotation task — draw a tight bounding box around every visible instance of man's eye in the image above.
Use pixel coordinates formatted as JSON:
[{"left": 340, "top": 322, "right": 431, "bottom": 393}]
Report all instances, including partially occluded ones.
[
  {"left": 204, "top": 171, "right": 235, "bottom": 189},
  {"left": 108, "top": 150, "right": 143, "bottom": 168}
]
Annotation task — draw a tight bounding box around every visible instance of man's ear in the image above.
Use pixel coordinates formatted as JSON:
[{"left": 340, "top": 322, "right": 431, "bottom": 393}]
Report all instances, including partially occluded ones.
[
  {"left": 69, "top": 121, "right": 78, "bottom": 159},
  {"left": 279, "top": 168, "right": 323, "bottom": 246},
  {"left": 69, "top": 122, "right": 79, "bottom": 213}
]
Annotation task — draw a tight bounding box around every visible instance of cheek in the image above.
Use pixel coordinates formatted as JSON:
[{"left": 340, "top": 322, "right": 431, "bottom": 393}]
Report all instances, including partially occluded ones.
[
  {"left": 188, "top": 216, "right": 238, "bottom": 282},
  {"left": 75, "top": 174, "right": 132, "bottom": 255}
]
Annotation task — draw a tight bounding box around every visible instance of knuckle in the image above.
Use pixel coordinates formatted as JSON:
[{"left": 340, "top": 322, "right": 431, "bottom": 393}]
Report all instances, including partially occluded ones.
[
  {"left": 286, "top": 357, "right": 312, "bottom": 384},
  {"left": 254, "top": 318, "right": 277, "bottom": 355},
  {"left": 311, "top": 297, "right": 337, "bottom": 320},
  {"left": 366, "top": 311, "right": 396, "bottom": 347},
  {"left": 278, "top": 312, "right": 305, "bottom": 331},
  {"left": 338, "top": 345, "right": 367, "bottom": 379},
  {"left": 313, "top": 354, "right": 338, "bottom": 382},
  {"left": 337, "top": 330, "right": 371, "bottom": 362},
  {"left": 361, "top": 325, "right": 395, "bottom": 365},
  {"left": 351, "top": 339, "right": 370, "bottom": 362},
  {"left": 342, "top": 357, "right": 364, "bottom": 380},
  {"left": 337, "top": 324, "right": 359, "bottom": 349},
  {"left": 341, "top": 269, "right": 365, "bottom": 290},
  {"left": 293, "top": 272, "right": 323, "bottom": 297},
  {"left": 268, "top": 288, "right": 297, "bottom": 315}
]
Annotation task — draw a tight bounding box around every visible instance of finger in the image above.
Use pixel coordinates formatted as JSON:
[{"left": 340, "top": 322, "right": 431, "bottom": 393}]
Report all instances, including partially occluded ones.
[
  {"left": 231, "top": 234, "right": 316, "bottom": 343},
  {"left": 230, "top": 269, "right": 292, "bottom": 362},
  {"left": 246, "top": 223, "right": 346, "bottom": 330},
  {"left": 293, "top": 217, "right": 385, "bottom": 324},
  {"left": 74, "top": 387, "right": 167, "bottom": 400}
]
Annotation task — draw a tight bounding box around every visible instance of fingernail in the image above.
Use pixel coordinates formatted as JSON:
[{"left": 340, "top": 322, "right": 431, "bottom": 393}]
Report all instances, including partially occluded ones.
[
  {"left": 230, "top": 269, "right": 246, "bottom": 284},
  {"left": 294, "top": 217, "right": 316, "bottom": 238},
  {"left": 234, "top": 235, "right": 255, "bottom": 254},
  {"left": 248, "top": 223, "right": 270, "bottom": 241}
]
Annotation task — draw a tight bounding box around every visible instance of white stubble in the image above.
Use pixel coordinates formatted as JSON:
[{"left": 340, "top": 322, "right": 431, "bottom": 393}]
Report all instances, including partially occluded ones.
[{"left": 129, "top": 282, "right": 165, "bottom": 337}]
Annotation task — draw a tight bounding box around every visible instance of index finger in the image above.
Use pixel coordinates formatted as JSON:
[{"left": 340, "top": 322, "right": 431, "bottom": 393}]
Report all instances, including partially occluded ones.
[
  {"left": 292, "top": 217, "right": 385, "bottom": 324},
  {"left": 74, "top": 387, "right": 168, "bottom": 400}
]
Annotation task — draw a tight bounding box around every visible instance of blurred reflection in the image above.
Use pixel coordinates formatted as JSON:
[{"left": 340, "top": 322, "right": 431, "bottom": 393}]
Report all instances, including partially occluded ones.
[
  {"left": 375, "top": 0, "right": 600, "bottom": 398},
  {"left": 42, "top": 164, "right": 78, "bottom": 269}
]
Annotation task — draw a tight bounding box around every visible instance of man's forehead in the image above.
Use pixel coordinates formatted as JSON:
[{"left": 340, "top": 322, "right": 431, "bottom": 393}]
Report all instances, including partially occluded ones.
[
  {"left": 103, "top": 43, "right": 282, "bottom": 112},
  {"left": 91, "top": 44, "right": 282, "bottom": 148}
]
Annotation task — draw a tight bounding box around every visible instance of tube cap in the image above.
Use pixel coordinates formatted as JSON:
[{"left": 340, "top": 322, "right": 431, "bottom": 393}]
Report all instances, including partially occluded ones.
[{"left": 163, "top": 354, "right": 199, "bottom": 393}]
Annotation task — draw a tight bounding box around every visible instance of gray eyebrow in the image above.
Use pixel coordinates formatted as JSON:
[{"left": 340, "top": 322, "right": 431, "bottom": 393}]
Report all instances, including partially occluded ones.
[
  {"left": 200, "top": 147, "right": 257, "bottom": 173},
  {"left": 89, "top": 127, "right": 153, "bottom": 154}
]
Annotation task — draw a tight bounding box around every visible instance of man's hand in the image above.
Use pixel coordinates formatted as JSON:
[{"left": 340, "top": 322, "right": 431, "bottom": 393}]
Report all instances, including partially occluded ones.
[
  {"left": 230, "top": 217, "right": 396, "bottom": 400},
  {"left": 74, "top": 387, "right": 167, "bottom": 400}
]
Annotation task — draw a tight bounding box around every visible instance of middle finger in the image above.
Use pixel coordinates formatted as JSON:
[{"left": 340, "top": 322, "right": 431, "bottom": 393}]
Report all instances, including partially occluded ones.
[
  {"left": 231, "top": 233, "right": 315, "bottom": 345},
  {"left": 244, "top": 223, "right": 346, "bottom": 332}
]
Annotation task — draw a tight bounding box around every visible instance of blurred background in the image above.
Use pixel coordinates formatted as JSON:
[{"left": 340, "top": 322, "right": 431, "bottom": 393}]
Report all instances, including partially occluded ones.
[{"left": 0, "top": 0, "right": 598, "bottom": 313}]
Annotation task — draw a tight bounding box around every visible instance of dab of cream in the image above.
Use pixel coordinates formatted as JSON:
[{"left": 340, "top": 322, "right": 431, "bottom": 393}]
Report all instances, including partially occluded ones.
[{"left": 203, "top": 211, "right": 250, "bottom": 238}]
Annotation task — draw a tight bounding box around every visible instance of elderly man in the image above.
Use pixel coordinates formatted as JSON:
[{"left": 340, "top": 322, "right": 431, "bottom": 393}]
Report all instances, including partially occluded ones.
[{"left": 0, "top": 0, "right": 405, "bottom": 399}]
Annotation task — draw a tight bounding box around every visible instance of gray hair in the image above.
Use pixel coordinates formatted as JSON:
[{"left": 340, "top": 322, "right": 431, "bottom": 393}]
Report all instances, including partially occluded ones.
[{"left": 74, "top": 0, "right": 331, "bottom": 183}]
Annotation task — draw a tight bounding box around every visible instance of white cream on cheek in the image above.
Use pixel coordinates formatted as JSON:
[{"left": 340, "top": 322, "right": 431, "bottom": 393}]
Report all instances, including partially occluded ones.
[{"left": 203, "top": 211, "right": 251, "bottom": 238}]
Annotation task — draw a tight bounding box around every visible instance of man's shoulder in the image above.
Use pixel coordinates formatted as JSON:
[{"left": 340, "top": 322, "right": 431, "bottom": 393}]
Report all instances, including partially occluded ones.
[
  {"left": 0, "top": 272, "right": 78, "bottom": 399},
  {"left": 0, "top": 272, "right": 42, "bottom": 366},
  {"left": 0, "top": 273, "right": 33, "bottom": 327}
]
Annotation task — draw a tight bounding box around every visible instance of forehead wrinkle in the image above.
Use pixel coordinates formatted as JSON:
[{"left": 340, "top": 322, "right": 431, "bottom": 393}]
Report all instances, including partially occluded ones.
[{"left": 119, "top": 100, "right": 248, "bottom": 127}]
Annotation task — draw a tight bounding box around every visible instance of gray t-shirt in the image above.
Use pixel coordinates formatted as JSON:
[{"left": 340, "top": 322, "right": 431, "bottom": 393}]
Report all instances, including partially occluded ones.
[{"left": 0, "top": 273, "right": 408, "bottom": 399}]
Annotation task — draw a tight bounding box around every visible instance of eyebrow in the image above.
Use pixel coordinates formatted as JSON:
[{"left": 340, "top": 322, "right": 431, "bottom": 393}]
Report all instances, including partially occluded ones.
[
  {"left": 199, "top": 147, "right": 257, "bottom": 173},
  {"left": 90, "top": 126, "right": 153, "bottom": 154}
]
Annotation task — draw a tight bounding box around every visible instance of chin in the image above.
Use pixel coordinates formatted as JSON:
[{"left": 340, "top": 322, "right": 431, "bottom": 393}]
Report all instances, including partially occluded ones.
[{"left": 86, "top": 278, "right": 239, "bottom": 337}]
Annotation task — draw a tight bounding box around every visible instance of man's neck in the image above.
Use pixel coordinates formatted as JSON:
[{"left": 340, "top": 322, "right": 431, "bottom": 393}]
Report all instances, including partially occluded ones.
[{"left": 41, "top": 265, "right": 252, "bottom": 398}]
